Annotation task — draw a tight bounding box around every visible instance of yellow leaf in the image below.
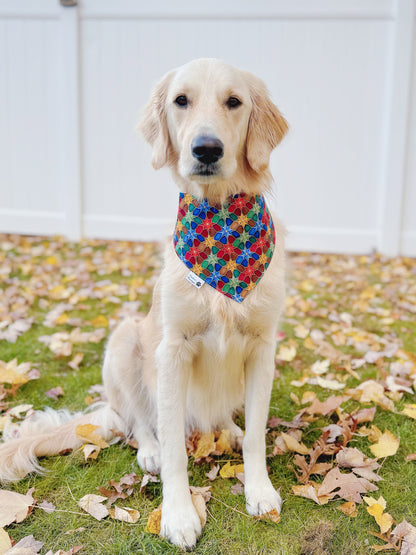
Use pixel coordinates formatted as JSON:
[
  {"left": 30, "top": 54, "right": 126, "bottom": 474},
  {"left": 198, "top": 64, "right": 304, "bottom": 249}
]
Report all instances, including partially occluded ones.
[
  {"left": 90, "top": 315, "right": 108, "bottom": 327},
  {"left": 363, "top": 495, "right": 386, "bottom": 510},
  {"left": 49, "top": 285, "right": 69, "bottom": 300},
  {"left": 294, "top": 324, "right": 309, "bottom": 339},
  {"left": 193, "top": 432, "right": 216, "bottom": 459},
  {"left": 301, "top": 391, "right": 316, "bottom": 404},
  {"left": 365, "top": 501, "right": 393, "bottom": 534},
  {"left": 220, "top": 461, "right": 244, "bottom": 479},
  {"left": 215, "top": 429, "right": 233, "bottom": 455},
  {"left": 402, "top": 404, "right": 416, "bottom": 420},
  {"left": 304, "top": 337, "right": 316, "bottom": 350},
  {"left": 55, "top": 312, "right": 68, "bottom": 325},
  {"left": 338, "top": 501, "right": 358, "bottom": 517},
  {"left": 0, "top": 367, "right": 28, "bottom": 385},
  {"left": 369, "top": 430, "right": 399, "bottom": 458},
  {"left": 299, "top": 280, "right": 314, "bottom": 292},
  {"left": 76, "top": 423, "right": 109, "bottom": 449},
  {"left": 277, "top": 345, "right": 296, "bottom": 362},
  {"left": 45, "top": 256, "right": 58, "bottom": 265},
  {"left": 145, "top": 508, "right": 162, "bottom": 534},
  {"left": 280, "top": 432, "right": 310, "bottom": 455},
  {"left": 358, "top": 425, "right": 383, "bottom": 443}
]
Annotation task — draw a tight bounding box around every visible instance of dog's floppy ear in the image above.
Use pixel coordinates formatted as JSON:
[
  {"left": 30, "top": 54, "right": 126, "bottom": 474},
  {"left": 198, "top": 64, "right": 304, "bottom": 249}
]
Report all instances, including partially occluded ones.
[
  {"left": 139, "top": 70, "right": 175, "bottom": 169},
  {"left": 245, "top": 74, "right": 288, "bottom": 173}
]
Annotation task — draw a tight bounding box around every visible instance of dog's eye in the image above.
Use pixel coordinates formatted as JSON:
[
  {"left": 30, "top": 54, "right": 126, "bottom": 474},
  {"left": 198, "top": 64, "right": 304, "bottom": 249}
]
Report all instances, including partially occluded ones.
[
  {"left": 174, "top": 95, "right": 188, "bottom": 107},
  {"left": 226, "top": 96, "right": 242, "bottom": 109}
]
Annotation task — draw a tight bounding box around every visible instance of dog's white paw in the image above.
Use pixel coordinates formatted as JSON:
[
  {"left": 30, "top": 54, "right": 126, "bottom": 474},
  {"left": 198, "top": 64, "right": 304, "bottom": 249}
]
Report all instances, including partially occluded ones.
[
  {"left": 229, "top": 425, "right": 244, "bottom": 452},
  {"left": 136, "top": 441, "right": 161, "bottom": 475},
  {"left": 245, "top": 481, "right": 282, "bottom": 516},
  {"left": 161, "top": 501, "right": 202, "bottom": 550}
]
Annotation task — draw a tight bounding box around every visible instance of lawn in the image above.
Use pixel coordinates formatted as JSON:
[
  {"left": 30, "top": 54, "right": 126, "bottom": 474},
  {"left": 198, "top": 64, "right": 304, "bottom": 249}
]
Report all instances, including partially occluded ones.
[{"left": 1, "top": 235, "right": 416, "bottom": 555}]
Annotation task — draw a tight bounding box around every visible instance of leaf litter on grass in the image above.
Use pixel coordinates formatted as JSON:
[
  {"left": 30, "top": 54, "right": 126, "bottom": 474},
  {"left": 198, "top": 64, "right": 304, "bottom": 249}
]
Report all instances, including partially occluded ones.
[{"left": 0, "top": 236, "right": 416, "bottom": 552}]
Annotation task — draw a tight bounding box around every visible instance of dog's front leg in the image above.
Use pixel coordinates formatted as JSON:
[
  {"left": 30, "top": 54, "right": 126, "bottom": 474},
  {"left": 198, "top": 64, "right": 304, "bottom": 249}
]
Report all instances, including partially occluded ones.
[
  {"left": 243, "top": 340, "right": 282, "bottom": 516},
  {"left": 156, "top": 337, "right": 201, "bottom": 550}
]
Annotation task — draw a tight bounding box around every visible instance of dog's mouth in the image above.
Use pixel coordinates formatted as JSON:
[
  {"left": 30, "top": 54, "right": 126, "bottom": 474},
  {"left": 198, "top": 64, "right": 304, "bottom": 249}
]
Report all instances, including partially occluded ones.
[{"left": 191, "top": 162, "right": 220, "bottom": 177}]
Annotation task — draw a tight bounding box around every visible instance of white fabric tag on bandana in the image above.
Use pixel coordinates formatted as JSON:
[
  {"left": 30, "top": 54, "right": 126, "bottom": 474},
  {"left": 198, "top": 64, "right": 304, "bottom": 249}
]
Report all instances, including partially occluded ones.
[{"left": 186, "top": 271, "right": 205, "bottom": 289}]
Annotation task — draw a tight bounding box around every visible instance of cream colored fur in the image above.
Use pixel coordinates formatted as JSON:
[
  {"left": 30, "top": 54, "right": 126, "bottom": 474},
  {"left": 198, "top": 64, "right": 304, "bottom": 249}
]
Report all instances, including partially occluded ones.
[{"left": 0, "top": 58, "right": 288, "bottom": 550}]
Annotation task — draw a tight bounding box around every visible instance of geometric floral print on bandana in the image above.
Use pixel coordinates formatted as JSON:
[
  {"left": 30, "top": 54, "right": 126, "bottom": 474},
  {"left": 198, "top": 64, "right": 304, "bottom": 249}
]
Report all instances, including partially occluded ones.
[{"left": 173, "top": 192, "right": 275, "bottom": 303}]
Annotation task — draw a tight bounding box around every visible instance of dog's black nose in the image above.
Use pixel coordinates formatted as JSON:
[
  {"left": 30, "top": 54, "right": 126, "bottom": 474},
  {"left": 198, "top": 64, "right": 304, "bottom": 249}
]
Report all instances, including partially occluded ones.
[{"left": 191, "top": 136, "right": 224, "bottom": 165}]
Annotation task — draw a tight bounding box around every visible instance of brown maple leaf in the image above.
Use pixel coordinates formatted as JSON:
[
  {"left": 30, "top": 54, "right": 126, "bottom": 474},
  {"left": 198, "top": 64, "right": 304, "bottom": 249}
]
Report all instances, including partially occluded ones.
[{"left": 318, "top": 467, "right": 378, "bottom": 503}]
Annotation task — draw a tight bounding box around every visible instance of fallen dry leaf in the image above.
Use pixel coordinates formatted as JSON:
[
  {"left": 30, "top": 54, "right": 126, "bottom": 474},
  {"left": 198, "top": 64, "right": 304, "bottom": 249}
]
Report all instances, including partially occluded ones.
[
  {"left": 277, "top": 344, "right": 296, "bottom": 362},
  {"left": 5, "top": 534, "right": 44, "bottom": 554},
  {"left": 190, "top": 486, "right": 212, "bottom": 527},
  {"left": 45, "top": 386, "right": 64, "bottom": 401},
  {"left": 140, "top": 473, "right": 159, "bottom": 493},
  {"left": 304, "top": 394, "right": 350, "bottom": 416},
  {"left": 193, "top": 432, "right": 216, "bottom": 459},
  {"left": 254, "top": 508, "right": 281, "bottom": 524},
  {"left": 82, "top": 444, "right": 101, "bottom": 460},
  {"left": 145, "top": 507, "right": 162, "bottom": 534},
  {"left": 78, "top": 494, "right": 109, "bottom": 520},
  {"left": 338, "top": 501, "right": 358, "bottom": 517},
  {"left": 108, "top": 506, "right": 140, "bottom": 524},
  {"left": 206, "top": 464, "right": 220, "bottom": 481},
  {"left": 38, "top": 500, "right": 56, "bottom": 514},
  {"left": 401, "top": 404, "right": 416, "bottom": 420},
  {"left": 280, "top": 432, "right": 310, "bottom": 454},
  {"left": 75, "top": 423, "right": 109, "bottom": 449},
  {"left": 364, "top": 496, "right": 394, "bottom": 534},
  {"left": 219, "top": 462, "right": 244, "bottom": 479},
  {"left": 391, "top": 519, "right": 416, "bottom": 554},
  {"left": 318, "top": 467, "right": 378, "bottom": 503},
  {"left": 292, "top": 483, "right": 334, "bottom": 505},
  {"left": 0, "top": 528, "right": 12, "bottom": 552},
  {"left": 0, "top": 488, "right": 34, "bottom": 526},
  {"left": 68, "top": 353, "right": 84, "bottom": 370},
  {"left": 369, "top": 430, "right": 400, "bottom": 458}
]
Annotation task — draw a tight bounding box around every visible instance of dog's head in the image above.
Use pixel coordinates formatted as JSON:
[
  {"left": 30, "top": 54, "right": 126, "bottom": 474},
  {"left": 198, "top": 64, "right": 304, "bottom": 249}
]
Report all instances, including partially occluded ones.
[{"left": 140, "top": 58, "right": 288, "bottom": 196}]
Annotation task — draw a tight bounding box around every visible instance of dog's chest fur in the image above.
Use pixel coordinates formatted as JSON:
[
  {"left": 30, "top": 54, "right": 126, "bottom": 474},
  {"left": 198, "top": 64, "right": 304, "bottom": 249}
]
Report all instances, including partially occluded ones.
[{"left": 156, "top": 237, "right": 284, "bottom": 432}]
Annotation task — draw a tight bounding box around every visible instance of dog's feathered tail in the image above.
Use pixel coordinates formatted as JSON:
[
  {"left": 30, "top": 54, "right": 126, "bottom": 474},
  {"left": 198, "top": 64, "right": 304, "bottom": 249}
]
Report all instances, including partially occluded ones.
[{"left": 0, "top": 404, "right": 128, "bottom": 482}]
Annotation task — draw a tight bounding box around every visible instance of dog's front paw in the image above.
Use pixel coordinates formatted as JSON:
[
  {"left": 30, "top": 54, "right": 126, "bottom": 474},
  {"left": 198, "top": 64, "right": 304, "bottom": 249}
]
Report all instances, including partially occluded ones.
[
  {"left": 229, "top": 425, "right": 244, "bottom": 452},
  {"left": 245, "top": 481, "right": 282, "bottom": 516},
  {"left": 136, "top": 440, "right": 161, "bottom": 475},
  {"left": 161, "top": 500, "right": 202, "bottom": 550}
]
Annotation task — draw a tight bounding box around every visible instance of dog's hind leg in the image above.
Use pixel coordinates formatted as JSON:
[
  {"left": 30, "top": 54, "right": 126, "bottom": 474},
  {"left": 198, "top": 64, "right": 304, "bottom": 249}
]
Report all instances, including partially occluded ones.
[{"left": 103, "top": 317, "right": 160, "bottom": 474}]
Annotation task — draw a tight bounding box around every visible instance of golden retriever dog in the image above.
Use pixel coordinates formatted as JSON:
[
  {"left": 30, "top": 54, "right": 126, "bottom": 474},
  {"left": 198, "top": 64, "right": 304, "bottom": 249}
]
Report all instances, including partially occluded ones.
[{"left": 0, "top": 58, "right": 288, "bottom": 550}]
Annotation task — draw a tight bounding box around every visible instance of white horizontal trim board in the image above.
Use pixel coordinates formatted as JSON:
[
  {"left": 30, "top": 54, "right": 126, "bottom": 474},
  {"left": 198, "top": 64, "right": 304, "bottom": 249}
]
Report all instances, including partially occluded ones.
[
  {"left": 401, "top": 232, "right": 416, "bottom": 257},
  {"left": 84, "top": 216, "right": 379, "bottom": 255},
  {"left": 83, "top": 214, "right": 174, "bottom": 242},
  {"left": 286, "top": 226, "right": 379, "bottom": 254},
  {"left": 0, "top": 209, "right": 66, "bottom": 236},
  {"left": 80, "top": 0, "right": 395, "bottom": 20}
]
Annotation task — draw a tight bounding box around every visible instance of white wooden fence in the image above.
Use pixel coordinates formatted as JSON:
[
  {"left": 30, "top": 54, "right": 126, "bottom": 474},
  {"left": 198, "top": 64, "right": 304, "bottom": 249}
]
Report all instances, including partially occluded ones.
[{"left": 0, "top": 0, "right": 415, "bottom": 256}]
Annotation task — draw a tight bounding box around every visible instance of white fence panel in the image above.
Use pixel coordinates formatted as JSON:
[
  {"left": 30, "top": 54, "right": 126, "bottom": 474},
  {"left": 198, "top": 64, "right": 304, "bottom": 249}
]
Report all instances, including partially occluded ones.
[
  {"left": 0, "top": 0, "right": 81, "bottom": 238},
  {"left": 0, "top": 0, "right": 415, "bottom": 255}
]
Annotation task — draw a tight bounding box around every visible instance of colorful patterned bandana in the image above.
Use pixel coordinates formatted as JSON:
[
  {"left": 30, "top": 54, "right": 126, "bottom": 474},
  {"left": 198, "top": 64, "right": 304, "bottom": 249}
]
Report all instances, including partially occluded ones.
[{"left": 173, "top": 192, "right": 275, "bottom": 303}]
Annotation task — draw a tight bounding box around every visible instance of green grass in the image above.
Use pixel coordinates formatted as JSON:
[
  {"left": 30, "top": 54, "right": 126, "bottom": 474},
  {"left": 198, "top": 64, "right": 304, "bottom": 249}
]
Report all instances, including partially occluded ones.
[{"left": 1, "top": 238, "right": 416, "bottom": 554}]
